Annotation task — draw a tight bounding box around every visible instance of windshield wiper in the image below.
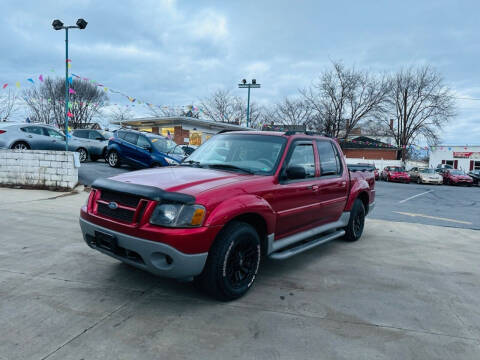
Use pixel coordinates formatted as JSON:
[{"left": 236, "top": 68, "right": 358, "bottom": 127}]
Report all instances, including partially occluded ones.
[
  {"left": 205, "top": 164, "right": 255, "bottom": 174},
  {"left": 181, "top": 160, "right": 203, "bottom": 167}
]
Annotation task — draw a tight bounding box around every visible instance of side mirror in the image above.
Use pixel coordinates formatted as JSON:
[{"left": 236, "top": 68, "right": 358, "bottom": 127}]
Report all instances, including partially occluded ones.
[
  {"left": 142, "top": 145, "right": 152, "bottom": 152},
  {"left": 286, "top": 166, "right": 306, "bottom": 180},
  {"left": 95, "top": 137, "right": 104, "bottom": 141}
]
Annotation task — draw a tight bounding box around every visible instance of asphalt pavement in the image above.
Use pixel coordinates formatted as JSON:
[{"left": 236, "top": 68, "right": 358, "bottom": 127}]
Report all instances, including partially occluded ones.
[{"left": 371, "top": 181, "right": 480, "bottom": 230}]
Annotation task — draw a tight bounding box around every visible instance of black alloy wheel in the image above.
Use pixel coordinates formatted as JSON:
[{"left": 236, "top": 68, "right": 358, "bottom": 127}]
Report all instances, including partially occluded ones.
[
  {"left": 344, "top": 199, "right": 365, "bottom": 242},
  {"left": 195, "top": 221, "right": 261, "bottom": 301}
]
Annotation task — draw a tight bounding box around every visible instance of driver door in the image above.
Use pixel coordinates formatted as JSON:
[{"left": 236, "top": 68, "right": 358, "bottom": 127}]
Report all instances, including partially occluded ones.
[{"left": 269, "top": 141, "right": 321, "bottom": 239}]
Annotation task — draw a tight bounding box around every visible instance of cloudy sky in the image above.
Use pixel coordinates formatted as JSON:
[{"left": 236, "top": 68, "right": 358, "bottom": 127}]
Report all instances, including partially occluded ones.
[{"left": 2, "top": 0, "right": 480, "bottom": 144}]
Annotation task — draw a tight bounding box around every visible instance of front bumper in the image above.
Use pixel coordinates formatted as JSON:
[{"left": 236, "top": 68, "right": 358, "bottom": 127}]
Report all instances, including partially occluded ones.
[
  {"left": 421, "top": 178, "right": 442, "bottom": 184},
  {"left": 80, "top": 218, "right": 208, "bottom": 279}
]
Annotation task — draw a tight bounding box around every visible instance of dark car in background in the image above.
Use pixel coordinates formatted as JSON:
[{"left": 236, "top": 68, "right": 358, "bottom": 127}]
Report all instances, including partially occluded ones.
[
  {"left": 106, "top": 129, "right": 185, "bottom": 168},
  {"left": 468, "top": 170, "right": 480, "bottom": 185},
  {"left": 71, "top": 129, "right": 112, "bottom": 162}
]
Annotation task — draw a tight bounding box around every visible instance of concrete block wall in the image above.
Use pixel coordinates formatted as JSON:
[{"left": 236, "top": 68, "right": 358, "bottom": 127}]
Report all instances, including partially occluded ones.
[{"left": 0, "top": 150, "right": 79, "bottom": 191}]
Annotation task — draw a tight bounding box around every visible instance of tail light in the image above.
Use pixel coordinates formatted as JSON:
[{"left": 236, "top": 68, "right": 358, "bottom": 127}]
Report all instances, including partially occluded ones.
[{"left": 0, "top": 130, "right": 6, "bottom": 134}]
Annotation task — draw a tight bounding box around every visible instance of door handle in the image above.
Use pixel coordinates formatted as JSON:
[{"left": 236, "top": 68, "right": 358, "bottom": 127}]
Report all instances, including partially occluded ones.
[
  {"left": 27, "top": 135, "right": 33, "bottom": 138},
  {"left": 307, "top": 185, "right": 319, "bottom": 191}
]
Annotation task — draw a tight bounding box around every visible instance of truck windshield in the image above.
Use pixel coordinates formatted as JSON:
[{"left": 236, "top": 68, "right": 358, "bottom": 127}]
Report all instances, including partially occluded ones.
[{"left": 184, "top": 134, "right": 286, "bottom": 175}]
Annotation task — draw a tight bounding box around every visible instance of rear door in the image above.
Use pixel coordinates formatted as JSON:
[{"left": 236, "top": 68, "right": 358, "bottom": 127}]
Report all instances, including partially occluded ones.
[
  {"left": 271, "top": 140, "right": 321, "bottom": 238},
  {"left": 314, "top": 140, "right": 348, "bottom": 224}
]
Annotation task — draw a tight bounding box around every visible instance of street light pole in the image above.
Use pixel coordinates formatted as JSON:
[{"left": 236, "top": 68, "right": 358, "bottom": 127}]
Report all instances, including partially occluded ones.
[
  {"left": 52, "top": 18, "right": 88, "bottom": 151},
  {"left": 238, "top": 79, "right": 261, "bottom": 128}
]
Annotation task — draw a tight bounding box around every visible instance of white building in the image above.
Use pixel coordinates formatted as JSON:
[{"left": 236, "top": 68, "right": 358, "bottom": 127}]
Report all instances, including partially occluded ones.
[{"left": 429, "top": 145, "right": 480, "bottom": 171}]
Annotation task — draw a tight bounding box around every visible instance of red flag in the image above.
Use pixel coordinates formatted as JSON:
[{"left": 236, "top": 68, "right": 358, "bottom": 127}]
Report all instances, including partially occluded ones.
[
  {"left": 39, "top": 74, "right": 44, "bottom": 82},
  {"left": 2, "top": 83, "right": 7, "bottom": 89},
  {"left": 67, "top": 111, "right": 73, "bottom": 117}
]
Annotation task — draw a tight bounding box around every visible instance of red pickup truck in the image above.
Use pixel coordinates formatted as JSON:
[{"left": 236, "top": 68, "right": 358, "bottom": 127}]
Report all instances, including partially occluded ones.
[{"left": 80, "top": 131, "right": 375, "bottom": 300}]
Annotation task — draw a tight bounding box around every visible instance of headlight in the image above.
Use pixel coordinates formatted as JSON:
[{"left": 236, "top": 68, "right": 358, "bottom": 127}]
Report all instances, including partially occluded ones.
[
  {"left": 150, "top": 203, "right": 206, "bottom": 227},
  {"left": 164, "top": 157, "right": 179, "bottom": 165}
]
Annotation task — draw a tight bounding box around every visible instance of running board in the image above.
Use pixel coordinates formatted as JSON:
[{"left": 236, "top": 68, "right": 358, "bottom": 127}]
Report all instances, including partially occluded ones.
[{"left": 268, "top": 229, "right": 345, "bottom": 260}]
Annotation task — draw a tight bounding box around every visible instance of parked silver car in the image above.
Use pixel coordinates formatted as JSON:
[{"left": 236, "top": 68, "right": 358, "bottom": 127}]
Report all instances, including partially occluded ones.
[
  {"left": 0, "top": 123, "right": 92, "bottom": 162},
  {"left": 71, "top": 129, "right": 112, "bottom": 161}
]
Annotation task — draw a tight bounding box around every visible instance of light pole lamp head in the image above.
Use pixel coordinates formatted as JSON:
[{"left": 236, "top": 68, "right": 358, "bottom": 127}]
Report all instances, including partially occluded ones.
[
  {"left": 242, "top": 79, "right": 247, "bottom": 84},
  {"left": 52, "top": 19, "right": 64, "bottom": 30},
  {"left": 76, "top": 18, "right": 88, "bottom": 29},
  {"left": 252, "top": 79, "right": 256, "bottom": 85}
]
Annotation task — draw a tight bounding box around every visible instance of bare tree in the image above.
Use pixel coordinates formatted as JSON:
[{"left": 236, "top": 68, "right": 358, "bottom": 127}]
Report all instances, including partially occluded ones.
[
  {"left": 301, "top": 61, "right": 390, "bottom": 138},
  {"left": 23, "top": 77, "right": 108, "bottom": 129},
  {"left": 265, "top": 97, "right": 313, "bottom": 128},
  {"left": 108, "top": 105, "right": 134, "bottom": 125},
  {"left": 199, "top": 90, "right": 240, "bottom": 123},
  {"left": 385, "top": 66, "right": 455, "bottom": 161},
  {"left": 199, "top": 89, "right": 263, "bottom": 127},
  {"left": 0, "top": 89, "right": 19, "bottom": 122}
]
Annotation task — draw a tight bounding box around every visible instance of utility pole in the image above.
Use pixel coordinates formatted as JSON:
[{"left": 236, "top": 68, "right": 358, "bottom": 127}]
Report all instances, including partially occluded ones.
[
  {"left": 238, "top": 79, "right": 261, "bottom": 128},
  {"left": 52, "top": 18, "right": 88, "bottom": 151}
]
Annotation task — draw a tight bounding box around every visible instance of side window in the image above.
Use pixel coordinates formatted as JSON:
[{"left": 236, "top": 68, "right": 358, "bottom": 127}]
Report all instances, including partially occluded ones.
[
  {"left": 124, "top": 133, "right": 139, "bottom": 144},
  {"left": 287, "top": 143, "right": 316, "bottom": 178},
  {"left": 137, "top": 136, "right": 150, "bottom": 148},
  {"left": 88, "top": 131, "right": 100, "bottom": 140},
  {"left": 74, "top": 130, "right": 88, "bottom": 138},
  {"left": 44, "top": 128, "right": 65, "bottom": 140},
  {"left": 317, "top": 141, "right": 340, "bottom": 176},
  {"left": 22, "top": 126, "right": 44, "bottom": 135}
]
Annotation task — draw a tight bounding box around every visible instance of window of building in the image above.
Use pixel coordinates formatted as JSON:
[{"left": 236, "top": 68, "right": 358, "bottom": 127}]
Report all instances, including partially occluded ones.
[
  {"left": 161, "top": 127, "right": 175, "bottom": 138},
  {"left": 474, "top": 161, "right": 480, "bottom": 170}
]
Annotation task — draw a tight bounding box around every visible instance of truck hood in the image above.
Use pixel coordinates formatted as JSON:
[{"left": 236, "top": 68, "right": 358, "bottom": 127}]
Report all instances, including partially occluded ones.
[{"left": 109, "top": 166, "right": 251, "bottom": 195}]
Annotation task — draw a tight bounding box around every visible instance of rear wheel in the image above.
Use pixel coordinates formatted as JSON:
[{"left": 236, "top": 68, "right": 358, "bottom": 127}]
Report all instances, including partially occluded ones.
[
  {"left": 195, "top": 221, "right": 261, "bottom": 301},
  {"left": 11, "top": 142, "right": 30, "bottom": 150},
  {"left": 417, "top": 177, "right": 421, "bottom": 184},
  {"left": 77, "top": 148, "right": 88, "bottom": 162},
  {"left": 344, "top": 199, "right": 365, "bottom": 242},
  {"left": 107, "top": 150, "right": 120, "bottom": 167}
]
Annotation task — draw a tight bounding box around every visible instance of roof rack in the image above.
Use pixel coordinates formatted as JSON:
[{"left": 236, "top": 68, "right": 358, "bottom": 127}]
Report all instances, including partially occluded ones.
[{"left": 284, "top": 130, "right": 330, "bottom": 137}]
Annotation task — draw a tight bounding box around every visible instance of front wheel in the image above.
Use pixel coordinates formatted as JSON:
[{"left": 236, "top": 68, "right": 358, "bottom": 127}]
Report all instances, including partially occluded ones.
[
  {"left": 344, "top": 199, "right": 365, "bottom": 242},
  {"left": 77, "top": 148, "right": 88, "bottom": 162},
  {"left": 195, "top": 221, "right": 261, "bottom": 301},
  {"left": 417, "top": 177, "right": 421, "bottom": 184},
  {"left": 107, "top": 150, "right": 121, "bottom": 167}
]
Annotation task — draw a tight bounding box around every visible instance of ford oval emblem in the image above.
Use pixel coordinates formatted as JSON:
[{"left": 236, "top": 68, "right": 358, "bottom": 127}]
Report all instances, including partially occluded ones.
[{"left": 108, "top": 202, "right": 119, "bottom": 210}]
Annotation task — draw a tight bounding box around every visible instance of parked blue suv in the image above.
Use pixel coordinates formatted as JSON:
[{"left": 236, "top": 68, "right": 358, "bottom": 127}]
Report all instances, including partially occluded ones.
[{"left": 106, "top": 130, "right": 184, "bottom": 168}]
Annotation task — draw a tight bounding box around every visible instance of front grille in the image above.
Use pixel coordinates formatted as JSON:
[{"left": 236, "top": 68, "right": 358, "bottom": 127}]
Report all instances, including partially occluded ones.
[
  {"left": 97, "top": 202, "right": 135, "bottom": 223},
  {"left": 100, "top": 190, "right": 140, "bottom": 208}
]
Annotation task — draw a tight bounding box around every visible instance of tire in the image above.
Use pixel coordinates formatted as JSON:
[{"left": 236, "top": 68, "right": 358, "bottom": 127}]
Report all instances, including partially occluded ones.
[
  {"left": 151, "top": 162, "right": 162, "bottom": 168},
  {"left": 77, "top": 148, "right": 88, "bottom": 162},
  {"left": 417, "top": 177, "right": 421, "bottom": 184},
  {"left": 195, "top": 221, "right": 261, "bottom": 301},
  {"left": 11, "top": 142, "right": 30, "bottom": 150},
  {"left": 107, "top": 150, "right": 121, "bottom": 167},
  {"left": 344, "top": 199, "right": 365, "bottom": 242}
]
